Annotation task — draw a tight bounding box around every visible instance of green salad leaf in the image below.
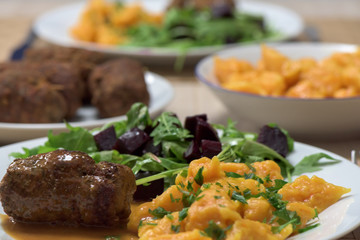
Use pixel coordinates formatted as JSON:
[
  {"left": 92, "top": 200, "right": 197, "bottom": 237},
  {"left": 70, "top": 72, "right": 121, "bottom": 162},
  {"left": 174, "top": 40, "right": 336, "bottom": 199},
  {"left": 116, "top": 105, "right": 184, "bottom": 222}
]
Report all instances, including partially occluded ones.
[
  {"left": 9, "top": 103, "right": 341, "bottom": 189},
  {"left": 46, "top": 123, "right": 97, "bottom": 153},
  {"left": 292, "top": 152, "right": 341, "bottom": 176}
]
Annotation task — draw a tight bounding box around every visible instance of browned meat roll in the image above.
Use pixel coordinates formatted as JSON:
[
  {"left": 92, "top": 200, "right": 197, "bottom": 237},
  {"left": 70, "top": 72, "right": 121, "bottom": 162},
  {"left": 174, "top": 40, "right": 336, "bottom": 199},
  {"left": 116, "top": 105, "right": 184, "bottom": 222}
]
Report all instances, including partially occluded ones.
[
  {"left": 88, "top": 58, "right": 150, "bottom": 118},
  {"left": 0, "top": 61, "right": 83, "bottom": 122},
  {"left": 24, "top": 46, "right": 110, "bottom": 101},
  {"left": 32, "top": 61, "right": 85, "bottom": 118},
  {"left": 0, "top": 150, "right": 136, "bottom": 227},
  {"left": 0, "top": 67, "right": 68, "bottom": 123}
]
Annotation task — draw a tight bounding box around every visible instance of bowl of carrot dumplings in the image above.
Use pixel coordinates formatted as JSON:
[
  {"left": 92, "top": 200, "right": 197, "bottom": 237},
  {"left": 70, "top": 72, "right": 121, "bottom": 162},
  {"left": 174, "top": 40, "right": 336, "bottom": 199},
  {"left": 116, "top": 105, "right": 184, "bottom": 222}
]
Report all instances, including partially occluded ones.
[{"left": 195, "top": 42, "right": 360, "bottom": 139}]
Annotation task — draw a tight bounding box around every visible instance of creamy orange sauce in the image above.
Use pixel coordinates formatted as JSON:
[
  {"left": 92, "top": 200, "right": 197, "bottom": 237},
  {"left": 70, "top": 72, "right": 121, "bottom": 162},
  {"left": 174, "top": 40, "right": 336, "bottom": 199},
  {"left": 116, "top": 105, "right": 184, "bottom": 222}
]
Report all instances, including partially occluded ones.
[{"left": 0, "top": 214, "right": 138, "bottom": 240}]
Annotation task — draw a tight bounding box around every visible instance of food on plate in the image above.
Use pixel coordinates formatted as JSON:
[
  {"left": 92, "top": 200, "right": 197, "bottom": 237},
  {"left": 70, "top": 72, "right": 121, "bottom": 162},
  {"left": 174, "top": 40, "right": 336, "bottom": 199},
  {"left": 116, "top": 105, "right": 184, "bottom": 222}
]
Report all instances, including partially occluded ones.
[
  {"left": 24, "top": 46, "right": 110, "bottom": 101},
  {"left": 129, "top": 156, "right": 350, "bottom": 239},
  {"left": 71, "top": 0, "right": 163, "bottom": 45},
  {"left": 13, "top": 103, "right": 341, "bottom": 202},
  {"left": 0, "top": 45, "right": 151, "bottom": 123},
  {"left": 0, "top": 61, "right": 83, "bottom": 123},
  {"left": 215, "top": 44, "right": 360, "bottom": 98},
  {"left": 71, "top": 0, "right": 273, "bottom": 48},
  {"left": 5, "top": 103, "right": 349, "bottom": 238},
  {"left": 0, "top": 149, "right": 136, "bottom": 226},
  {"left": 89, "top": 58, "right": 149, "bottom": 118}
]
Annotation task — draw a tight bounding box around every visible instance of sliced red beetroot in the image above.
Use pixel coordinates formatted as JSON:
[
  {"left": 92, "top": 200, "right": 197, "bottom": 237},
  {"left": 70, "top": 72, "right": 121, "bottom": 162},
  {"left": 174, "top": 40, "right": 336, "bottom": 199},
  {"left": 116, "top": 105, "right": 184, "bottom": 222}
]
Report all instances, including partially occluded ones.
[
  {"left": 195, "top": 118, "right": 220, "bottom": 144},
  {"left": 257, "top": 125, "right": 288, "bottom": 157},
  {"left": 113, "top": 127, "right": 150, "bottom": 154},
  {"left": 142, "top": 139, "right": 162, "bottom": 156},
  {"left": 134, "top": 171, "right": 164, "bottom": 201},
  {"left": 201, "top": 139, "right": 222, "bottom": 158},
  {"left": 93, "top": 125, "right": 117, "bottom": 151},
  {"left": 184, "top": 114, "right": 207, "bottom": 135},
  {"left": 143, "top": 124, "right": 156, "bottom": 135},
  {"left": 183, "top": 140, "right": 202, "bottom": 162}
]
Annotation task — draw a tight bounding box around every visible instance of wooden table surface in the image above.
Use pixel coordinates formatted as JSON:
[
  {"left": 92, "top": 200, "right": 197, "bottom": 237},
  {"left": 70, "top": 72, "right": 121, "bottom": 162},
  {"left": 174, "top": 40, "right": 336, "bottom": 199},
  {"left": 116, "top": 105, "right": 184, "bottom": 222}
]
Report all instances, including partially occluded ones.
[{"left": 0, "top": 0, "right": 360, "bottom": 239}]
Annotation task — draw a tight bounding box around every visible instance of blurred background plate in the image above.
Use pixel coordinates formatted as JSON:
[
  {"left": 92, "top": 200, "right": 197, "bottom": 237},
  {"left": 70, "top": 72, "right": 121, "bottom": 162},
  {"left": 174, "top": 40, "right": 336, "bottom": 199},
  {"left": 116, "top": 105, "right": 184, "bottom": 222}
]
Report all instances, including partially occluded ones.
[
  {"left": 33, "top": 0, "right": 304, "bottom": 65},
  {"left": 196, "top": 42, "right": 360, "bottom": 140},
  {"left": 0, "top": 71, "right": 173, "bottom": 145}
]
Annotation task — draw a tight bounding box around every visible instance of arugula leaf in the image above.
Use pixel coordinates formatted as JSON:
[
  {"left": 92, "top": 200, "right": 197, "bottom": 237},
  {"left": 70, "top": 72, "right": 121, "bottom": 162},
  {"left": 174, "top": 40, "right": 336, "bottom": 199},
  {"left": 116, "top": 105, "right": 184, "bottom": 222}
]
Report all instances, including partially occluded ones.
[
  {"left": 292, "top": 153, "right": 341, "bottom": 176},
  {"left": 136, "top": 167, "right": 188, "bottom": 186},
  {"left": 159, "top": 157, "right": 188, "bottom": 170},
  {"left": 9, "top": 145, "right": 57, "bottom": 159},
  {"left": 46, "top": 123, "right": 97, "bottom": 153},
  {"left": 126, "top": 102, "right": 152, "bottom": 131},
  {"left": 240, "top": 140, "right": 294, "bottom": 178},
  {"left": 150, "top": 112, "right": 192, "bottom": 146},
  {"left": 97, "top": 103, "right": 152, "bottom": 137},
  {"left": 130, "top": 157, "right": 164, "bottom": 175},
  {"left": 216, "top": 144, "right": 239, "bottom": 163},
  {"left": 213, "top": 119, "right": 256, "bottom": 146},
  {"left": 161, "top": 141, "right": 189, "bottom": 160},
  {"left": 90, "top": 150, "right": 120, "bottom": 163},
  {"left": 298, "top": 223, "right": 320, "bottom": 233}
]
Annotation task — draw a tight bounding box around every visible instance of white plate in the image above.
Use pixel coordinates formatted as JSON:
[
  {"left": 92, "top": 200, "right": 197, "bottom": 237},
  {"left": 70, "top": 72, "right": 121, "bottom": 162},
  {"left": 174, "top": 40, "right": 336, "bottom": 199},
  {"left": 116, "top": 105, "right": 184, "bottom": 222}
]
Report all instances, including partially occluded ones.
[
  {"left": 0, "top": 71, "right": 173, "bottom": 145},
  {"left": 0, "top": 140, "right": 359, "bottom": 239},
  {"left": 33, "top": 0, "right": 304, "bottom": 64}
]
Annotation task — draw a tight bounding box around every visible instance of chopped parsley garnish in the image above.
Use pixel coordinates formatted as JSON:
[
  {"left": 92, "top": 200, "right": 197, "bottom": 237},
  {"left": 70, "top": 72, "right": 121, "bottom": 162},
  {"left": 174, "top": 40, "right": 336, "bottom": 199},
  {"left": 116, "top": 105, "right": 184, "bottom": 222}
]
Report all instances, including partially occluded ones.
[
  {"left": 202, "top": 220, "right": 232, "bottom": 240},
  {"left": 178, "top": 207, "right": 189, "bottom": 221},
  {"left": 148, "top": 207, "right": 172, "bottom": 219},
  {"left": 194, "top": 166, "right": 205, "bottom": 186},
  {"left": 171, "top": 224, "right": 181, "bottom": 233},
  {"left": 231, "top": 191, "right": 248, "bottom": 204}
]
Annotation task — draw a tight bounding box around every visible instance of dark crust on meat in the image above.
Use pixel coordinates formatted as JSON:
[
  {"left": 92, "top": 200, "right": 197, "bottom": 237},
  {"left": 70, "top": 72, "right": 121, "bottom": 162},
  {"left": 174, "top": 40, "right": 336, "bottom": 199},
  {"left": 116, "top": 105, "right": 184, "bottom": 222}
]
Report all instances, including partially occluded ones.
[
  {"left": 24, "top": 46, "right": 110, "bottom": 101},
  {"left": 0, "top": 150, "right": 136, "bottom": 227},
  {"left": 0, "top": 61, "right": 84, "bottom": 120},
  {"left": 0, "top": 67, "right": 68, "bottom": 123},
  {"left": 88, "top": 58, "right": 150, "bottom": 118}
]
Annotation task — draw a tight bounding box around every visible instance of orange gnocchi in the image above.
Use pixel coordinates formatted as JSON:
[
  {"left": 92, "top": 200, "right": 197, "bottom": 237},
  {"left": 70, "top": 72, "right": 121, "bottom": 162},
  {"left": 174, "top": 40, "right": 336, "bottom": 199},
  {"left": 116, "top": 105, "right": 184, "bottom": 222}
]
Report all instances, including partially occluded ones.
[
  {"left": 128, "top": 156, "right": 350, "bottom": 240},
  {"left": 215, "top": 44, "right": 360, "bottom": 98}
]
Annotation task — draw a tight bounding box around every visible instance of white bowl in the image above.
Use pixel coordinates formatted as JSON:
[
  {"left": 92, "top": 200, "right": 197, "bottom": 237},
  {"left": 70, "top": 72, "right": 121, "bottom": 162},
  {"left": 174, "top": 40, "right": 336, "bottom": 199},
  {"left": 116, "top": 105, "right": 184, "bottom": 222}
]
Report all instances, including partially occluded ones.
[{"left": 195, "top": 42, "right": 360, "bottom": 140}]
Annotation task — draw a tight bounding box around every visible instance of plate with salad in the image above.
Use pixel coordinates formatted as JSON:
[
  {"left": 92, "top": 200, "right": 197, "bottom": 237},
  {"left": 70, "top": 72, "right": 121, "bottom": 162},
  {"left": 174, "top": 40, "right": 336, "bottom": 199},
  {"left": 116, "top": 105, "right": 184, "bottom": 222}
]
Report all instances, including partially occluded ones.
[
  {"left": 1, "top": 103, "right": 360, "bottom": 239},
  {"left": 33, "top": 0, "right": 304, "bottom": 65}
]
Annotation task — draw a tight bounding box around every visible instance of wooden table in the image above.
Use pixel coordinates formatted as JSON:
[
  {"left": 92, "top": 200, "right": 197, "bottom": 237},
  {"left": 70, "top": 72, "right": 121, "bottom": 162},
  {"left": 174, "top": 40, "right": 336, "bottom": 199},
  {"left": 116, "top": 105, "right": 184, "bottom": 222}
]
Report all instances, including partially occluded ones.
[{"left": 0, "top": 0, "right": 360, "bottom": 239}]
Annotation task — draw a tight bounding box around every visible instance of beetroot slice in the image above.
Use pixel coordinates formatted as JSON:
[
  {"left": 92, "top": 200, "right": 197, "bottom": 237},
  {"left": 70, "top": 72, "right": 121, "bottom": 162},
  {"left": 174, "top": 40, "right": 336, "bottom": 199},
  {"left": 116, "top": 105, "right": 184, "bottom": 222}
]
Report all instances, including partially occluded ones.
[
  {"left": 183, "top": 140, "right": 202, "bottom": 162},
  {"left": 257, "top": 125, "right": 288, "bottom": 157},
  {"left": 195, "top": 118, "right": 220, "bottom": 144},
  {"left": 201, "top": 139, "right": 222, "bottom": 158},
  {"left": 113, "top": 127, "right": 150, "bottom": 154},
  {"left": 93, "top": 125, "right": 117, "bottom": 151},
  {"left": 134, "top": 171, "right": 164, "bottom": 201},
  {"left": 142, "top": 139, "right": 162, "bottom": 156},
  {"left": 184, "top": 114, "right": 207, "bottom": 135}
]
